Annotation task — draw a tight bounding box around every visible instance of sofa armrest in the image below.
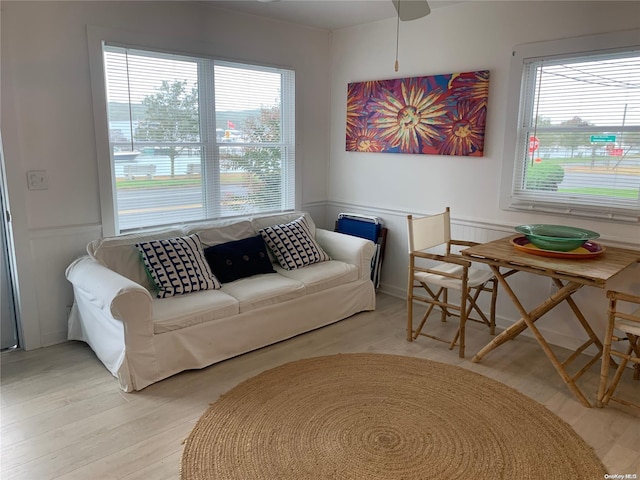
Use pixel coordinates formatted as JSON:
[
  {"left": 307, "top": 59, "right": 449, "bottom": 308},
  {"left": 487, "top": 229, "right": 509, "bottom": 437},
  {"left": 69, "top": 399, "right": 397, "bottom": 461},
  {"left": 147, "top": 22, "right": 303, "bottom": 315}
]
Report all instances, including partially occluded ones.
[
  {"left": 66, "top": 255, "right": 152, "bottom": 325},
  {"left": 315, "top": 229, "right": 375, "bottom": 281},
  {"left": 67, "top": 255, "right": 157, "bottom": 391}
]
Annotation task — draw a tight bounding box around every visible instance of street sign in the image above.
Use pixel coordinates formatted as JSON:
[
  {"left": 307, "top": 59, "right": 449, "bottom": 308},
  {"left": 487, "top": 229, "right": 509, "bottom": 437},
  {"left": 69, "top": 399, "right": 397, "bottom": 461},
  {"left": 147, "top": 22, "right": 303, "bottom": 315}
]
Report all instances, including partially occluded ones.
[
  {"left": 606, "top": 145, "right": 624, "bottom": 156},
  {"left": 590, "top": 135, "right": 616, "bottom": 143}
]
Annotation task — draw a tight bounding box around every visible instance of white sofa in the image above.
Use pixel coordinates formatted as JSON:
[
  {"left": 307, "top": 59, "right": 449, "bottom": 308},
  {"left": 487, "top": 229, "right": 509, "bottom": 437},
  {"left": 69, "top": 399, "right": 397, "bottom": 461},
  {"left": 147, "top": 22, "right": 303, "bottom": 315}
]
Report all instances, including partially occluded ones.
[{"left": 66, "top": 212, "right": 376, "bottom": 392}]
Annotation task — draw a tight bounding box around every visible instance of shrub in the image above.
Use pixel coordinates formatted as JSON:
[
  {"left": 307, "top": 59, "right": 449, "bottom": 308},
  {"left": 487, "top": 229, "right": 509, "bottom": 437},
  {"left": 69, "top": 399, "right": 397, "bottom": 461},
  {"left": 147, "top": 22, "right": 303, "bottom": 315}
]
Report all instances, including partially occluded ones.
[{"left": 525, "top": 162, "right": 565, "bottom": 191}]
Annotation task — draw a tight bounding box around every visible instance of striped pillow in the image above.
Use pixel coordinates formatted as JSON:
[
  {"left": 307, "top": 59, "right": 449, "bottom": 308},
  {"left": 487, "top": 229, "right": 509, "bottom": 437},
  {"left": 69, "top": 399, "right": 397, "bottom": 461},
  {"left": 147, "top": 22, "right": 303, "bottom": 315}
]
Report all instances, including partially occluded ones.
[
  {"left": 259, "top": 216, "right": 330, "bottom": 270},
  {"left": 136, "top": 234, "right": 221, "bottom": 298}
]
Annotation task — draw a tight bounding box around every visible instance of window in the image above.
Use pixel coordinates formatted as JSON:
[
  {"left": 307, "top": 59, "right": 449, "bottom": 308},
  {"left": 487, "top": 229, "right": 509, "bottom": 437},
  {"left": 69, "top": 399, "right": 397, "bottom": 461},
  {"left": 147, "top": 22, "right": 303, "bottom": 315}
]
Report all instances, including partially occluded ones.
[
  {"left": 501, "top": 31, "right": 640, "bottom": 222},
  {"left": 101, "top": 45, "right": 295, "bottom": 233}
]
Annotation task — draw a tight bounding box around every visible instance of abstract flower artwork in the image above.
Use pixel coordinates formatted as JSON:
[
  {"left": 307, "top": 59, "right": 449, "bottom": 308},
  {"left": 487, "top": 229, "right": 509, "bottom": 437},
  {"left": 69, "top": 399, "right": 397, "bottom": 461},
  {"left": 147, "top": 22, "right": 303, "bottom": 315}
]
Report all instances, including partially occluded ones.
[{"left": 346, "top": 70, "right": 489, "bottom": 156}]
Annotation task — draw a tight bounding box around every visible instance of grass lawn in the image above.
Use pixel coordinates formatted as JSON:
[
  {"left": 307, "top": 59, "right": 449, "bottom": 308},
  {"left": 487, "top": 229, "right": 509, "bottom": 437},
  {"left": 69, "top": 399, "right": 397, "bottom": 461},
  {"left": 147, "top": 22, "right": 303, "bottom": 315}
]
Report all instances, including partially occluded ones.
[
  {"left": 116, "top": 172, "right": 248, "bottom": 189},
  {"left": 559, "top": 187, "right": 639, "bottom": 199}
]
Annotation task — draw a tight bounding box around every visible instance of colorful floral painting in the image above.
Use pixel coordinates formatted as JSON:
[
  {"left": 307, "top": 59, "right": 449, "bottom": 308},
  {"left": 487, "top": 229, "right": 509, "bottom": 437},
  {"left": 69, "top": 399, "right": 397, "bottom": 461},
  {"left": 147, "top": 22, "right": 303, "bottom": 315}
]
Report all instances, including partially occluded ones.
[{"left": 346, "top": 70, "right": 489, "bottom": 156}]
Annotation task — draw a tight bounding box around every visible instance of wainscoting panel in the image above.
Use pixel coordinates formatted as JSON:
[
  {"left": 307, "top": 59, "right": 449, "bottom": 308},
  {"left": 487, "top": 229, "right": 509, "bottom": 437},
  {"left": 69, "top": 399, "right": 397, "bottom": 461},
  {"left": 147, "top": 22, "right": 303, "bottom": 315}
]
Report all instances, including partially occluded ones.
[
  {"left": 320, "top": 202, "right": 640, "bottom": 355},
  {"left": 29, "top": 224, "right": 102, "bottom": 347}
]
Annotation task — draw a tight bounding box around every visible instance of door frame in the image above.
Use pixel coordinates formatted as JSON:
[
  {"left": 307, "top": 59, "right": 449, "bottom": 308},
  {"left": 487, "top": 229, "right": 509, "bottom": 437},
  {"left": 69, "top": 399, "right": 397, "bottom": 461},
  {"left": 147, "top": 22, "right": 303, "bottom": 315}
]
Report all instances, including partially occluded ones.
[{"left": 0, "top": 130, "right": 22, "bottom": 350}]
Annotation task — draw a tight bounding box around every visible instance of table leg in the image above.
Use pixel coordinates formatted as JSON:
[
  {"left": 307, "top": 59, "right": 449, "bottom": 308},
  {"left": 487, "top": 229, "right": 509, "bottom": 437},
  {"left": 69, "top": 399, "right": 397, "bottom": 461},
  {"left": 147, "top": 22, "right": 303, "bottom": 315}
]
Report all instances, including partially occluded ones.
[
  {"left": 553, "top": 278, "right": 604, "bottom": 354},
  {"left": 472, "top": 267, "right": 580, "bottom": 362},
  {"left": 472, "top": 270, "right": 593, "bottom": 407},
  {"left": 519, "top": 307, "right": 593, "bottom": 407}
]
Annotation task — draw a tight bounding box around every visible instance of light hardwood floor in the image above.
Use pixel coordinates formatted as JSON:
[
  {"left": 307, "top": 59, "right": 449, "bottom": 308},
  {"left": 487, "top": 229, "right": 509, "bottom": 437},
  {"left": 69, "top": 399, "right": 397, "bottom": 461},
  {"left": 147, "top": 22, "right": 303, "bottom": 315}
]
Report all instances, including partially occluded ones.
[{"left": 1, "top": 293, "right": 639, "bottom": 479}]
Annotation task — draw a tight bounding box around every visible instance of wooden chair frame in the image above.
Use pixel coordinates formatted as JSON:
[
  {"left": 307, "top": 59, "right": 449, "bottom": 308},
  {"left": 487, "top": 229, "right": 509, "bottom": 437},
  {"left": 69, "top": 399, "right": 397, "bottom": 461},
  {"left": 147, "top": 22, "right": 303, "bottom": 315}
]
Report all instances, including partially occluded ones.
[
  {"left": 407, "top": 209, "right": 497, "bottom": 358},
  {"left": 597, "top": 290, "right": 640, "bottom": 409}
]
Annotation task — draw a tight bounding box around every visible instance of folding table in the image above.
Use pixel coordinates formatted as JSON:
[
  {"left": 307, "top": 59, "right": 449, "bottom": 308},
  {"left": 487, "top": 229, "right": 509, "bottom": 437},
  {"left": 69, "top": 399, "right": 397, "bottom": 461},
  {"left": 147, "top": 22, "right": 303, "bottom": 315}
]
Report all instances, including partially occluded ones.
[{"left": 462, "top": 235, "right": 640, "bottom": 407}]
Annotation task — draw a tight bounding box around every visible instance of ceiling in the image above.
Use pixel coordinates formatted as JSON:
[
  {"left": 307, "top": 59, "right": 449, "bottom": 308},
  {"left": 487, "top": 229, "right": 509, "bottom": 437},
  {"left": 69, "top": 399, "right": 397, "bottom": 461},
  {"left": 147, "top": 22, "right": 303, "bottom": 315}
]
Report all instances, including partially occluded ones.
[{"left": 205, "top": 1, "right": 457, "bottom": 31}]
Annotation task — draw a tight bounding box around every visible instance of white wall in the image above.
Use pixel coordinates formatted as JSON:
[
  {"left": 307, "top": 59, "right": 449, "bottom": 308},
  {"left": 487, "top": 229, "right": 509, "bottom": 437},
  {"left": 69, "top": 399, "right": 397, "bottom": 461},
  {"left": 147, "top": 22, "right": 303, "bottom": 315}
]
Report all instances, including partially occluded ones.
[
  {"left": 1, "top": 1, "right": 332, "bottom": 348},
  {"left": 328, "top": 1, "right": 640, "bottom": 350},
  {"left": 3, "top": 0, "right": 640, "bottom": 355}
]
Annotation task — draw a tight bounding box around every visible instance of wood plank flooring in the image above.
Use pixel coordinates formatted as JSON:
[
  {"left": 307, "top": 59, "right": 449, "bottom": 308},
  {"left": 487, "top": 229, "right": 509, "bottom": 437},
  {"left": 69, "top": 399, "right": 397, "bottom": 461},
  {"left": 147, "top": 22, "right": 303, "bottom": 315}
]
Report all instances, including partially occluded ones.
[{"left": 1, "top": 293, "right": 638, "bottom": 479}]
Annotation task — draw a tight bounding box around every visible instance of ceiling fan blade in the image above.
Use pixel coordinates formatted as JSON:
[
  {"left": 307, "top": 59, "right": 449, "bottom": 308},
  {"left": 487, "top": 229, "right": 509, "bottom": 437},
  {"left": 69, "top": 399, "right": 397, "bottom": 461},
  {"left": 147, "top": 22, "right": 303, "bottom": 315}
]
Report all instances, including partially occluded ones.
[{"left": 392, "top": 0, "right": 431, "bottom": 21}]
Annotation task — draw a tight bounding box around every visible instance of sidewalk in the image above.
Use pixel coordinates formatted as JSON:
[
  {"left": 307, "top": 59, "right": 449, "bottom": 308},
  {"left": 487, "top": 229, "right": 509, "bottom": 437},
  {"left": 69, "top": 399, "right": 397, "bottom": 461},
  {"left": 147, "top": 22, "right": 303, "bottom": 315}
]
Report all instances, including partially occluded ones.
[{"left": 563, "top": 165, "right": 640, "bottom": 175}]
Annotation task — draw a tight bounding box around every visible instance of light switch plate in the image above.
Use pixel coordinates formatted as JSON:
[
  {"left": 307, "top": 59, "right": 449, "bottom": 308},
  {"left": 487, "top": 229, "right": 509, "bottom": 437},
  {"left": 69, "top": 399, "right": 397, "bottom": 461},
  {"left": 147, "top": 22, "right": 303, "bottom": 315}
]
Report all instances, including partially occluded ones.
[{"left": 27, "top": 170, "right": 48, "bottom": 190}]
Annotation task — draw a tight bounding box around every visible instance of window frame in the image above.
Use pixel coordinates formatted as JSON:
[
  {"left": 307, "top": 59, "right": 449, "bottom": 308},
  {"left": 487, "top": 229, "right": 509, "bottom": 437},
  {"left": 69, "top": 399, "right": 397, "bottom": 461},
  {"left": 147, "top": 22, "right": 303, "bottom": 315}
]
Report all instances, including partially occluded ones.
[
  {"left": 87, "top": 26, "right": 297, "bottom": 236},
  {"left": 500, "top": 29, "right": 640, "bottom": 223}
]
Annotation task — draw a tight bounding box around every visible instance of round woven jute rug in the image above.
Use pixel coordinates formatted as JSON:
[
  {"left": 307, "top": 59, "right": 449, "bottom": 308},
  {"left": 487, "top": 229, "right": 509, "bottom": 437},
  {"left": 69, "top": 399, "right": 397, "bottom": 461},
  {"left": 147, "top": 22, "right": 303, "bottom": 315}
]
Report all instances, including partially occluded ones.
[{"left": 181, "top": 353, "right": 606, "bottom": 480}]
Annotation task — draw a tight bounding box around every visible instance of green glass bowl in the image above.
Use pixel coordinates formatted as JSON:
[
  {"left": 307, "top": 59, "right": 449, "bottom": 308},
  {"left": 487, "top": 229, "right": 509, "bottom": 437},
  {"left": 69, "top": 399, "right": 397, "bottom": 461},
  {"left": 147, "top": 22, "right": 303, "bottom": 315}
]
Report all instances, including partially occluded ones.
[{"left": 514, "top": 224, "right": 600, "bottom": 252}]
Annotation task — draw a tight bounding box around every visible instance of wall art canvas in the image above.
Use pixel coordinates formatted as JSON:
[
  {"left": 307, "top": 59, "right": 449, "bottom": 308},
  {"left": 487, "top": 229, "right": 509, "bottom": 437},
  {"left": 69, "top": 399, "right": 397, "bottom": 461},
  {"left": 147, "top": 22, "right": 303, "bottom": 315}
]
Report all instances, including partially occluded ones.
[{"left": 346, "top": 70, "right": 489, "bottom": 156}]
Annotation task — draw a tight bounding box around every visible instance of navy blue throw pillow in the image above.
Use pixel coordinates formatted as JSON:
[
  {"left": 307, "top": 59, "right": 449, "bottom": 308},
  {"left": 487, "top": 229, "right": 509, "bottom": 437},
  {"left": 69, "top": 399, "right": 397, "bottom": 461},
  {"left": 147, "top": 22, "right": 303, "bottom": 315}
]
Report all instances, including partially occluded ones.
[{"left": 204, "top": 235, "right": 276, "bottom": 284}]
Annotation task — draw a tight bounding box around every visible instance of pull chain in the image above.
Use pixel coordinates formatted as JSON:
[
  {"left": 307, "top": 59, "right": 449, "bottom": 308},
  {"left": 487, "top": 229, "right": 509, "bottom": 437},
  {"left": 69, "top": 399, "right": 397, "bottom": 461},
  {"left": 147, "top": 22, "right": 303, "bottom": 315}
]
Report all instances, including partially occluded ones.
[
  {"left": 530, "top": 60, "right": 544, "bottom": 165},
  {"left": 394, "top": 2, "right": 400, "bottom": 72}
]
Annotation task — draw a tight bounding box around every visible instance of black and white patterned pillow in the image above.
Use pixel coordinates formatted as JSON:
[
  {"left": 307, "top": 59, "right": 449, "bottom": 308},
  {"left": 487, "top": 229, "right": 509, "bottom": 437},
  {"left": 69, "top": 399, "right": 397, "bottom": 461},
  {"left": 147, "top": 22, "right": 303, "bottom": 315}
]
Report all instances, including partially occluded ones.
[
  {"left": 136, "top": 234, "right": 221, "bottom": 298},
  {"left": 259, "top": 216, "right": 330, "bottom": 270}
]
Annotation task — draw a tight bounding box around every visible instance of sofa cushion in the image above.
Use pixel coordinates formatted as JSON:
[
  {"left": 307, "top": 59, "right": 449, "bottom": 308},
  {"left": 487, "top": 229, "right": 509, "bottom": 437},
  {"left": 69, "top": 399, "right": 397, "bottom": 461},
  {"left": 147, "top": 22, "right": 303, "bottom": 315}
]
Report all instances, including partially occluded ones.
[
  {"left": 220, "top": 274, "right": 305, "bottom": 312},
  {"left": 87, "top": 227, "right": 184, "bottom": 291},
  {"left": 184, "top": 219, "right": 255, "bottom": 247},
  {"left": 204, "top": 235, "right": 276, "bottom": 284},
  {"left": 136, "top": 234, "right": 221, "bottom": 298},
  {"left": 152, "top": 290, "right": 239, "bottom": 334},
  {"left": 259, "top": 216, "right": 330, "bottom": 270},
  {"left": 274, "top": 260, "right": 359, "bottom": 295}
]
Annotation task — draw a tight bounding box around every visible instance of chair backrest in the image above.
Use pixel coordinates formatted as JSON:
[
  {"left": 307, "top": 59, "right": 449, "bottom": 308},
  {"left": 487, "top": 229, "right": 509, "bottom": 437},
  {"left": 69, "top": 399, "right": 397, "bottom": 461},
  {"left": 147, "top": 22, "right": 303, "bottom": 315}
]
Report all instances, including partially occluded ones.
[
  {"left": 407, "top": 208, "right": 451, "bottom": 253},
  {"left": 608, "top": 290, "right": 640, "bottom": 336}
]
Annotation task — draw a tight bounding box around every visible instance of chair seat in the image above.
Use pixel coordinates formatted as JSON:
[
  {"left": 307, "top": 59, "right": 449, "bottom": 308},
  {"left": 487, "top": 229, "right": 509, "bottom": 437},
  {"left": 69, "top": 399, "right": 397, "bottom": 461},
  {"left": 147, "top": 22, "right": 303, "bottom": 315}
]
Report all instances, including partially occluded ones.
[
  {"left": 415, "top": 263, "right": 494, "bottom": 290},
  {"left": 616, "top": 308, "right": 640, "bottom": 336}
]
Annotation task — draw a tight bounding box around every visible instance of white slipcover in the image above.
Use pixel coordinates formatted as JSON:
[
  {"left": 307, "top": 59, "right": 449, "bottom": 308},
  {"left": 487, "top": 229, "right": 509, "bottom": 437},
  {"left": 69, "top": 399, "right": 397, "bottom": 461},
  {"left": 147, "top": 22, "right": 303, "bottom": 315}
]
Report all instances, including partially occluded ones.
[{"left": 66, "top": 212, "right": 376, "bottom": 391}]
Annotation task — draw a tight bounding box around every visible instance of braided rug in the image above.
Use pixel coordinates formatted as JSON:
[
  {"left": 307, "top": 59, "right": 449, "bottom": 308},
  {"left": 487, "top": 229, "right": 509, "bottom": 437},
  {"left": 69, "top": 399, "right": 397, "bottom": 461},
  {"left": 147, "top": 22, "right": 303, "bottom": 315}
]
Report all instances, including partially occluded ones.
[{"left": 181, "top": 353, "right": 606, "bottom": 479}]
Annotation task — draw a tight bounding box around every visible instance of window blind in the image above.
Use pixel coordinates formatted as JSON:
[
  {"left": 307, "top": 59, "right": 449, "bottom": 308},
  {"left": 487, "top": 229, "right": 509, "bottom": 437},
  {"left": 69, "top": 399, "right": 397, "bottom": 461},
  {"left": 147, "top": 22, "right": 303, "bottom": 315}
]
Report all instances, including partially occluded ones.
[
  {"left": 511, "top": 50, "right": 640, "bottom": 221},
  {"left": 103, "top": 45, "right": 295, "bottom": 233}
]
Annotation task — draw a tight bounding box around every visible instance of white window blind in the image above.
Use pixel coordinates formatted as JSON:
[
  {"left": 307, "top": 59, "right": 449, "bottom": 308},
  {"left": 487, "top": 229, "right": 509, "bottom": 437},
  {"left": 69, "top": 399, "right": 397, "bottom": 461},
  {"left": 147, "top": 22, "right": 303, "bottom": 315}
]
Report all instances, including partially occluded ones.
[
  {"left": 509, "top": 48, "right": 640, "bottom": 222},
  {"left": 103, "top": 45, "right": 295, "bottom": 233}
]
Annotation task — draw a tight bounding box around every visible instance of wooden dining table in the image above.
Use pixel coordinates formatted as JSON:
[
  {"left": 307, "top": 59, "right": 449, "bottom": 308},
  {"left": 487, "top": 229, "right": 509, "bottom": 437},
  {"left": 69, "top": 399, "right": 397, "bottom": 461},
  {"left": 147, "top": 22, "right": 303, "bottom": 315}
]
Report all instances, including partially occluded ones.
[{"left": 461, "top": 235, "right": 640, "bottom": 407}]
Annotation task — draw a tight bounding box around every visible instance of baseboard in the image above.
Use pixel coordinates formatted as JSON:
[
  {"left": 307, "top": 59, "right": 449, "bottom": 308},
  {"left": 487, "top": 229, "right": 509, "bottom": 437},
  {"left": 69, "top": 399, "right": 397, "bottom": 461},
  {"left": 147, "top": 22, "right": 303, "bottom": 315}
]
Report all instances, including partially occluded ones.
[
  {"left": 41, "top": 331, "right": 69, "bottom": 348},
  {"left": 378, "top": 282, "right": 405, "bottom": 299}
]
